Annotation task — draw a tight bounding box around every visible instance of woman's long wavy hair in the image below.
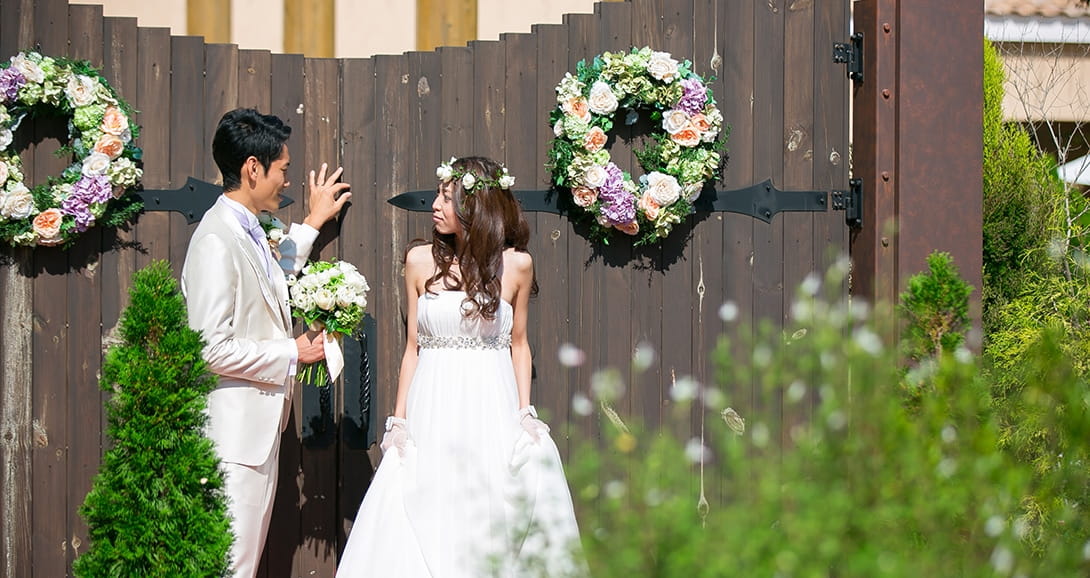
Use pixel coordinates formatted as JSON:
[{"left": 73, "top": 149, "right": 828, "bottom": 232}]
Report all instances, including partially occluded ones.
[{"left": 426, "top": 156, "right": 537, "bottom": 320}]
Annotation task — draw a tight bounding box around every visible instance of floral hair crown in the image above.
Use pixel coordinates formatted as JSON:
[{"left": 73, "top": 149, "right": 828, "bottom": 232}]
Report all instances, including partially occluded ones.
[{"left": 435, "top": 157, "right": 516, "bottom": 194}]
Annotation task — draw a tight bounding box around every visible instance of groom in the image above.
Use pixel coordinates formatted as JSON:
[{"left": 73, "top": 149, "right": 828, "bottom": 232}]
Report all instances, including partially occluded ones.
[{"left": 181, "top": 108, "right": 351, "bottom": 577}]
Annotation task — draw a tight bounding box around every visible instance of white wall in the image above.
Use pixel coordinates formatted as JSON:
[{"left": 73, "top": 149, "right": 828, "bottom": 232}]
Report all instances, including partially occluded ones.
[
  {"left": 478, "top": 0, "right": 594, "bottom": 41},
  {"left": 81, "top": 0, "right": 186, "bottom": 34},
  {"left": 83, "top": 0, "right": 598, "bottom": 57}
]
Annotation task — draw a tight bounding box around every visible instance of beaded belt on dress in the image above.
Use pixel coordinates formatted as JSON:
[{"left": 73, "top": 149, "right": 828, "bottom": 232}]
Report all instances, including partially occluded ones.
[{"left": 417, "top": 335, "right": 512, "bottom": 350}]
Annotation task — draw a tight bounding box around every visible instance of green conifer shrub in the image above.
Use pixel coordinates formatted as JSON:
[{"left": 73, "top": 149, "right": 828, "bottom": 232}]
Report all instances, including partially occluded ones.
[
  {"left": 982, "top": 39, "right": 1058, "bottom": 335},
  {"left": 73, "top": 261, "right": 233, "bottom": 577}
]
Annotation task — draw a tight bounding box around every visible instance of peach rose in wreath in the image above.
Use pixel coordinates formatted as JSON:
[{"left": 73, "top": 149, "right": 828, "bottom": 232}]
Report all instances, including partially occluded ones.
[
  {"left": 638, "top": 192, "right": 661, "bottom": 220},
  {"left": 671, "top": 126, "right": 701, "bottom": 147},
  {"left": 563, "top": 97, "right": 591, "bottom": 122},
  {"left": 33, "top": 208, "right": 64, "bottom": 245},
  {"left": 690, "top": 113, "right": 711, "bottom": 134},
  {"left": 572, "top": 186, "right": 598, "bottom": 208},
  {"left": 101, "top": 106, "right": 129, "bottom": 136},
  {"left": 615, "top": 220, "right": 640, "bottom": 236},
  {"left": 94, "top": 134, "right": 125, "bottom": 159},
  {"left": 583, "top": 126, "right": 607, "bottom": 153}
]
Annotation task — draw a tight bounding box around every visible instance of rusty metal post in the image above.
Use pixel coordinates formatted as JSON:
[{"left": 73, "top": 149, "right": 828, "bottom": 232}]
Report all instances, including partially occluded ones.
[{"left": 852, "top": 0, "right": 983, "bottom": 332}]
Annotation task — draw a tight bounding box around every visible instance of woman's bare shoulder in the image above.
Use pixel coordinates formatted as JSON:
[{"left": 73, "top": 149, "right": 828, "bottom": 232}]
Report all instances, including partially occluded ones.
[
  {"left": 405, "top": 244, "right": 433, "bottom": 266},
  {"left": 503, "top": 247, "right": 533, "bottom": 275}
]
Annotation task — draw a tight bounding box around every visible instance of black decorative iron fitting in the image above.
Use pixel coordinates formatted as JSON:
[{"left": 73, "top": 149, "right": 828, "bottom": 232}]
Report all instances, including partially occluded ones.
[
  {"left": 831, "top": 178, "right": 863, "bottom": 228},
  {"left": 391, "top": 178, "right": 862, "bottom": 228},
  {"left": 134, "top": 176, "right": 294, "bottom": 223},
  {"left": 833, "top": 32, "right": 864, "bottom": 84}
]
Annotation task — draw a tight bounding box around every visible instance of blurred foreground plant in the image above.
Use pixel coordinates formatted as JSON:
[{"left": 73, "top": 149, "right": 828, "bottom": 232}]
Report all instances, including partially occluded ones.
[{"left": 563, "top": 255, "right": 1090, "bottom": 577}]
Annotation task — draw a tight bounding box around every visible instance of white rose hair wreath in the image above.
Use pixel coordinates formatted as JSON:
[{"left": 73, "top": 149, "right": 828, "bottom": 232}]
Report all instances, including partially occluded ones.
[
  {"left": 0, "top": 51, "right": 143, "bottom": 247},
  {"left": 547, "top": 47, "right": 727, "bottom": 246},
  {"left": 436, "top": 157, "right": 516, "bottom": 193}
]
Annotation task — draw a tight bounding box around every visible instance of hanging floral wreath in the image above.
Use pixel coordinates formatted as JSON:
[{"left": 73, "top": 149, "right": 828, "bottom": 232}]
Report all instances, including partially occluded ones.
[
  {"left": 547, "top": 47, "right": 726, "bottom": 246},
  {"left": 0, "top": 51, "right": 143, "bottom": 247}
]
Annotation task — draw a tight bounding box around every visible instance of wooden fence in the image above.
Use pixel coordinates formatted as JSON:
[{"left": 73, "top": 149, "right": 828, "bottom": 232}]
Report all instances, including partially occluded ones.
[{"left": 0, "top": 0, "right": 850, "bottom": 575}]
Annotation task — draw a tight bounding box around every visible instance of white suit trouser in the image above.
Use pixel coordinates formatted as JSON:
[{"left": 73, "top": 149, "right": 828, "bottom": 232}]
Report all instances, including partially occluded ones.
[{"left": 222, "top": 440, "right": 281, "bottom": 578}]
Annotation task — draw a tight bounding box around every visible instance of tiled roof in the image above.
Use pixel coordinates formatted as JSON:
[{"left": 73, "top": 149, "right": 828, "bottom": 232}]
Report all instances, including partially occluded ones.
[{"left": 985, "top": 0, "right": 1090, "bottom": 17}]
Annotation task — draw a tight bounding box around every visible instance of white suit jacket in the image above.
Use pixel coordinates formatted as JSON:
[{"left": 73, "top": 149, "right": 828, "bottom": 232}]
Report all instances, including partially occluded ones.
[{"left": 181, "top": 199, "right": 316, "bottom": 466}]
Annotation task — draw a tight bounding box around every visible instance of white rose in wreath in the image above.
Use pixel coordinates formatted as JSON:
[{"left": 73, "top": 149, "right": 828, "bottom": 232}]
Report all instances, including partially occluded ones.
[
  {"left": 583, "top": 165, "right": 609, "bottom": 189},
  {"left": 0, "top": 128, "right": 12, "bottom": 150},
  {"left": 2, "top": 183, "right": 36, "bottom": 220},
  {"left": 646, "top": 51, "right": 679, "bottom": 83},
  {"left": 0, "top": 160, "right": 8, "bottom": 186},
  {"left": 65, "top": 75, "right": 98, "bottom": 107},
  {"left": 645, "top": 171, "right": 681, "bottom": 206},
  {"left": 662, "top": 109, "right": 690, "bottom": 135},
  {"left": 588, "top": 81, "right": 619, "bottom": 115},
  {"left": 10, "top": 53, "right": 45, "bottom": 83},
  {"left": 81, "top": 151, "right": 111, "bottom": 177}
]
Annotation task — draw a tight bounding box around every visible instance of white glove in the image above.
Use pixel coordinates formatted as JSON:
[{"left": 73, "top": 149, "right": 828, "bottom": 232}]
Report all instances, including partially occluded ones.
[
  {"left": 518, "top": 405, "right": 550, "bottom": 442},
  {"left": 380, "top": 416, "right": 410, "bottom": 456}
]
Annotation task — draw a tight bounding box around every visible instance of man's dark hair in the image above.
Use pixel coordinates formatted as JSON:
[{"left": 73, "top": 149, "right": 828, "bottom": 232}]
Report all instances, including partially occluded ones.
[{"left": 212, "top": 108, "right": 291, "bottom": 192}]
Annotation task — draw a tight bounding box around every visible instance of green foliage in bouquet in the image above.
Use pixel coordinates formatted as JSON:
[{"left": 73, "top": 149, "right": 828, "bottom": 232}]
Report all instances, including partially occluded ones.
[
  {"left": 563, "top": 257, "right": 1090, "bottom": 577},
  {"left": 74, "top": 261, "right": 232, "bottom": 577}
]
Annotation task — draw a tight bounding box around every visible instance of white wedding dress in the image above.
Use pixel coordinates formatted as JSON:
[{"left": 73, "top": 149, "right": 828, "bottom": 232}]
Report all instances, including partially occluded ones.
[{"left": 337, "top": 291, "right": 584, "bottom": 577}]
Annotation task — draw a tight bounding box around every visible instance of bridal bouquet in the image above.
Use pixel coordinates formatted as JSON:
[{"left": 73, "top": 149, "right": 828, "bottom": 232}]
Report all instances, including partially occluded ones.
[{"left": 287, "top": 260, "right": 370, "bottom": 386}]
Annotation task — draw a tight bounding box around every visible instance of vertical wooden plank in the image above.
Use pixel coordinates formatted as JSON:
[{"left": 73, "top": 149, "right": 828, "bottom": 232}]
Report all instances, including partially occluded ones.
[
  {"left": 374, "top": 54, "right": 411, "bottom": 453},
  {"left": 305, "top": 58, "right": 343, "bottom": 259},
  {"left": 100, "top": 15, "right": 139, "bottom": 345},
  {"left": 66, "top": 7, "right": 105, "bottom": 571},
  {"left": 532, "top": 23, "right": 572, "bottom": 452},
  {"left": 691, "top": 0, "right": 725, "bottom": 391},
  {"left": 439, "top": 46, "right": 473, "bottom": 158},
  {"left": 752, "top": 0, "right": 787, "bottom": 442},
  {"left": 34, "top": 0, "right": 67, "bottom": 54},
  {"left": 721, "top": 0, "right": 757, "bottom": 434},
  {"left": 563, "top": 12, "right": 600, "bottom": 443},
  {"left": 296, "top": 56, "right": 341, "bottom": 578},
  {"left": 691, "top": 0, "right": 728, "bottom": 507},
  {"left": 408, "top": 50, "right": 442, "bottom": 246},
  {"left": 169, "top": 36, "right": 205, "bottom": 280},
  {"left": 0, "top": 247, "right": 33, "bottom": 578},
  {"left": 238, "top": 50, "right": 272, "bottom": 112},
  {"left": 595, "top": 1, "right": 638, "bottom": 426},
  {"left": 630, "top": 0, "right": 669, "bottom": 433},
  {"left": 0, "top": 0, "right": 34, "bottom": 60},
  {"left": 4, "top": 3, "right": 39, "bottom": 576},
  {"left": 31, "top": 2, "right": 71, "bottom": 575},
  {"left": 502, "top": 30, "right": 548, "bottom": 419},
  {"left": 337, "top": 56, "right": 376, "bottom": 550},
  {"left": 203, "top": 44, "right": 239, "bottom": 184},
  {"left": 814, "top": 0, "right": 850, "bottom": 278},
  {"left": 781, "top": 0, "right": 816, "bottom": 450},
  {"left": 262, "top": 51, "right": 304, "bottom": 578},
  {"left": 471, "top": 40, "right": 505, "bottom": 160},
  {"left": 134, "top": 27, "right": 171, "bottom": 271}
]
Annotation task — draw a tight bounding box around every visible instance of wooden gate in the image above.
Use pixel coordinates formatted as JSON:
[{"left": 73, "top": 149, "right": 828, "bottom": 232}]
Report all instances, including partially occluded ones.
[{"left": 0, "top": 0, "right": 850, "bottom": 575}]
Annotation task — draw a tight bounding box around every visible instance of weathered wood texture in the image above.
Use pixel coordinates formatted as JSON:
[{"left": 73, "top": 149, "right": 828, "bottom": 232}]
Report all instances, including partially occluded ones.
[{"left": 0, "top": 0, "right": 854, "bottom": 573}]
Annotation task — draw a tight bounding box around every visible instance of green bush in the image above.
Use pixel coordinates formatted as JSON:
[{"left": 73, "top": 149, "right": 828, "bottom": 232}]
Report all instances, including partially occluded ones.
[
  {"left": 565, "top": 258, "right": 1090, "bottom": 577},
  {"left": 982, "top": 39, "right": 1059, "bottom": 335},
  {"left": 899, "top": 251, "right": 972, "bottom": 362},
  {"left": 74, "top": 261, "right": 233, "bottom": 577}
]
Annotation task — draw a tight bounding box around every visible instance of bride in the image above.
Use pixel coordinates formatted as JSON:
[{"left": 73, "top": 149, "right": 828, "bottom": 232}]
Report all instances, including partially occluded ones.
[{"left": 336, "top": 156, "right": 584, "bottom": 577}]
